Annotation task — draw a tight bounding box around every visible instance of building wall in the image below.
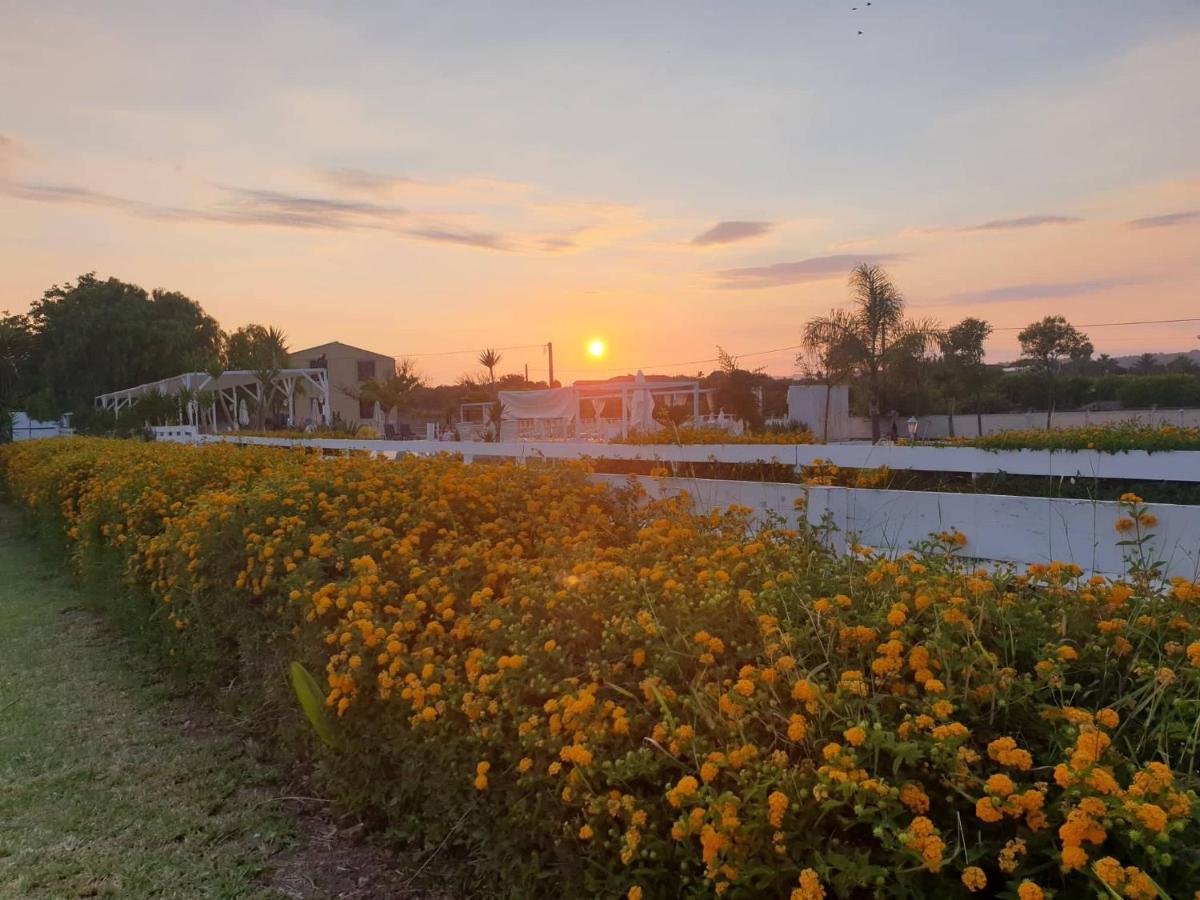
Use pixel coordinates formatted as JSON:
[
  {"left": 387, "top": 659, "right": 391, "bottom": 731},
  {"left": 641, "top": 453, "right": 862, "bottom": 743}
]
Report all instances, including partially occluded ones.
[
  {"left": 786, "top": 385, "right": 849, "bottom": 441},
  {"left": 290, "top": 342, "right": 396, "bottom": 429}
]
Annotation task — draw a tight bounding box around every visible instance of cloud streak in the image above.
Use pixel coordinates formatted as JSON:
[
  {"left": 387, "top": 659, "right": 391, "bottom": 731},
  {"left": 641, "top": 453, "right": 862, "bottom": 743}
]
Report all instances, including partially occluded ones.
[
  {"left": 712, "top": 253, "right": 900, "bottom": 290},
  {"left": 963, "top": 214, "right": 1081, "bottom": 232},
  {"left": 691, "top": 220, "right": 773, "bottom": 245},
  {"left": 940, "top": 277, "right": 1138, "bottom": 306},
  {"left": 213, "top": 187, "right": 407, "bottom": 228},
  {"left": 1127, "top": 210, "right": 1200, "bottom": 229},
  {"left": 0, "top": 175, "right": 599, "bottom": 253}
]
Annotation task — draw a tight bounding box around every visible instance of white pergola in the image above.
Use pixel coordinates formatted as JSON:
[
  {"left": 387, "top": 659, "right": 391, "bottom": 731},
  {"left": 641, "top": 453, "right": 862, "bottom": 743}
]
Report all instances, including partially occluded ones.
[
  {"left": 95, "top": 368, "right": 331, "bottom": 431},
  {"left": 574, "top": 379, "right": 715, "bottom": 439}
]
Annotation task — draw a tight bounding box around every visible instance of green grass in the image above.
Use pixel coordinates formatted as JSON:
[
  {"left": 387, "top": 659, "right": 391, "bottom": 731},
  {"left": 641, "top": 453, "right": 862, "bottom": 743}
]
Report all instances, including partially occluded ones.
[{"left": 0, "top": 504, "right": 298, "bottom": 899}]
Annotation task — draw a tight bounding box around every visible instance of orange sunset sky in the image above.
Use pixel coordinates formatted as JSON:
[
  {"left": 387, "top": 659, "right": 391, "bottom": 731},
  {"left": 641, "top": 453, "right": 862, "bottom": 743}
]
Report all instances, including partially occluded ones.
[{"left": 1, "top": 2, "right": 1198, "bottom": 384}]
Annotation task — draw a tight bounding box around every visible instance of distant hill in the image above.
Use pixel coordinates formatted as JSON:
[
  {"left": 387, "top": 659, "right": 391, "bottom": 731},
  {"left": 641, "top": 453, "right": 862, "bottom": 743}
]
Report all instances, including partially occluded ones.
[{"left": 1111, "top": 350, "right": 1200, "bottom": 370}]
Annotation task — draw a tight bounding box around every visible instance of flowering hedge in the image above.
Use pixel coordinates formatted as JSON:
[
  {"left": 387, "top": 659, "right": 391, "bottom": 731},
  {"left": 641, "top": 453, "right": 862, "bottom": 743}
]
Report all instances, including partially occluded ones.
[
  {"left": 3, "top": 438, "right": 1200, "bottom": 899},
  {"left": 615, "top": 427, "right": 818, "bottom": 445},
  {"left": 965, "top": 423, "right": 1200, "bottom": 454}
]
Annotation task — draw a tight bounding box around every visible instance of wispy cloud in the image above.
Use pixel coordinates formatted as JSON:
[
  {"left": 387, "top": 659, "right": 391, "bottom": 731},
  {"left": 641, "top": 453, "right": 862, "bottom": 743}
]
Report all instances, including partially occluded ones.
[
  {"left": 321, "top": 167, "right": 417, "bottom": 193},
  {"left": 691, "top": 220, "right": 773, "bottom": 246},
  {"left": 712, "top": 253, "right": 900, "bottom": 290},
  {"left": 213, "top": 187, "right": 407, "bottom": 228},
  {"left": 1127, "top": 210, "right": 1200, "bottom": 229},
  {"left": 940, "top": 277, "right": 1138, "bottom": 306},
  {"left": 963, "top": 214, "right": 1081, "bottom": 232},
  {"left": 404, "top": 226, "right": 507, "bottom": 250}
]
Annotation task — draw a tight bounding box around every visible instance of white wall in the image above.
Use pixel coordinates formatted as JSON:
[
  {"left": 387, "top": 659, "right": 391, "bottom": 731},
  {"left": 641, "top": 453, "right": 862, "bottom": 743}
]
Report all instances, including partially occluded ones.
[
  {"left": 787, "top": 385, "right": 849, "bottom": 441},
  {"left": 595, "top": 474, "right": 1200, "bottom": 580},
  {"left": 9, "top": 412, "right": 73, "bottom": 442}
]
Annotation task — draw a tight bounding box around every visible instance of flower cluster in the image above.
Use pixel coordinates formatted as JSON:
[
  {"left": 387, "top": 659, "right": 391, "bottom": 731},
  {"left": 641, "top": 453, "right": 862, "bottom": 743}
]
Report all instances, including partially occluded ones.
[
  {"left": 616, "top": 427, "right": 818, "bottom": 445},
  {"left": 3, "top": 437, "right": 1200, "bottom": 898},
  {"left": 966, "top": 421, "right": 1200, "bottom": 453}
]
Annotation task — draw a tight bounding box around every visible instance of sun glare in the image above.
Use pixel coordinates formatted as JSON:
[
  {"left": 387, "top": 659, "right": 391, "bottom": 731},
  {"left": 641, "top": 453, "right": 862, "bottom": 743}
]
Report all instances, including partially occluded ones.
[{"left": 587, "top": 338, "right": 606, "bottom": 359}]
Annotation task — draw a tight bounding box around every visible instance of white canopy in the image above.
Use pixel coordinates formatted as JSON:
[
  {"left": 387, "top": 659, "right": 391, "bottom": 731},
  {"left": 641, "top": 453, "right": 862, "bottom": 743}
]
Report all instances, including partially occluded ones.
[{"left": 498, "top": 387, "right": 578, "bottom": 421}]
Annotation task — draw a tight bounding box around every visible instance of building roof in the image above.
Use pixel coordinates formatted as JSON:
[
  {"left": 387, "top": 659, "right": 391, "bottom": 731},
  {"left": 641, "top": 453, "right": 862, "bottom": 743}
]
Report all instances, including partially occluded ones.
[{"left": 290, "top": 340, "right": 396, "bottom": 360}]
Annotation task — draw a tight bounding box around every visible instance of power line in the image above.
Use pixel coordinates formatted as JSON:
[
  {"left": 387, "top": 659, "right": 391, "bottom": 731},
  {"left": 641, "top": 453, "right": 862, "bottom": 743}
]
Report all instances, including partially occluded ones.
[{"left": 990, "top": 316, "right": 1200, "bottom": 332}]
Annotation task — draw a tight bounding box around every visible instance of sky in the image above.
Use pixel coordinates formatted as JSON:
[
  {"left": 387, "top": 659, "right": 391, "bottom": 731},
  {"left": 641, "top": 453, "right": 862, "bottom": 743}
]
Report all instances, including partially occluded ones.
[{"left": 1, "top": 0, "right": 1198, "bottom": 384}]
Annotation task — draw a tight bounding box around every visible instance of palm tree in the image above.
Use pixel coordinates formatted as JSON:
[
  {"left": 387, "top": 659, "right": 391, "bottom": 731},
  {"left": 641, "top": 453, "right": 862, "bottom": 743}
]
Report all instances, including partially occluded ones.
[
  {"left": 359, "top": 358, "right": 423, "bottom": 430},
  {"left": 804, "top": 265, "right": 940, "bottom": 442},
  {"left": 249, "top": 326, "right": 289, "bottom": 429},
  {"left": 478, "top": 348, "right": 503, "bottom": 398}
]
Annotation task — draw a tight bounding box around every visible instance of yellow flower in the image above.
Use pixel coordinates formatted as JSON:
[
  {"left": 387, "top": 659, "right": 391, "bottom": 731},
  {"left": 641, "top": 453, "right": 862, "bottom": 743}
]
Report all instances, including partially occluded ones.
[
  {"left": 961, "top": 866, "right": 986, "bottom": 892},
  {"left": 790, "top": 868, "right": 825, "bottom": 900}
]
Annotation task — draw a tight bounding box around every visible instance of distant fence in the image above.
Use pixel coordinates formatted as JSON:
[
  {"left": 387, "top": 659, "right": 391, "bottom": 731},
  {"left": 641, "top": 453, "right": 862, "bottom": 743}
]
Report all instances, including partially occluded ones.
[{"left": 156, "top": 432, "right": 1200, "bottom": 578}]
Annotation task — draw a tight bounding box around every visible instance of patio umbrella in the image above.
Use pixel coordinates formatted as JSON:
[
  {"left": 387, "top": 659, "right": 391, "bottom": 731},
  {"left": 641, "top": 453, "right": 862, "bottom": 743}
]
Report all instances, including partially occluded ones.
[{"left": 630, "top": 370, "right": 654, "bottom": 432}]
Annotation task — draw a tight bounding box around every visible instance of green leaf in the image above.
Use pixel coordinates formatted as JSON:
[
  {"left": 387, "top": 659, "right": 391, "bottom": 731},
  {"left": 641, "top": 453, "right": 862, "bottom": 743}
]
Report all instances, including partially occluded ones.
[{"left": 289, "top": 661, "right": 341, "bottom": 749}]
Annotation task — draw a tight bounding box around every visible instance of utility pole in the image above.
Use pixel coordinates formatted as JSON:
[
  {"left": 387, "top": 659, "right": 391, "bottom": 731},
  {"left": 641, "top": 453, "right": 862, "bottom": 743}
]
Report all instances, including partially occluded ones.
[
  {"left": 546, "top": 341, "right": 555, "bottom": 387},
  {"left": 524, "top": 362, "right": 529, "bottom": 384}
]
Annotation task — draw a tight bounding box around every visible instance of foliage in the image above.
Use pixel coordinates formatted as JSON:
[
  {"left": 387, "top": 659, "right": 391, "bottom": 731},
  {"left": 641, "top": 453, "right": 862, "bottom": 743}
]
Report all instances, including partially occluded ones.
[
  {"left": 711, "top": 347, "right": 766, "bottom": 431},
  {"left": 936, "top": 318, "right": 993, "bottom": 438},
  {"left": 352, "top": 358, "right": 424, "bottom": 428},
  {"left": 616, "top": 426, "right": 817, "bottom": 445},
  {"left": 967, "top": 422, "right": 1200, "bottom": 453},
  {"left": 18, "top": 274, "right": 222, "bottom": 417},
  {"left": 1018, "top": 317, "right": 1094, "bottom": 428},
  {"left": 4, "top": 439, "right": 1200, "bottom": 898},
  {"left": 225, "top": 325, "right": 290, "bottom": 429},
  {"left": 803, "top": 265, "right": 942, "bottom": 442}
]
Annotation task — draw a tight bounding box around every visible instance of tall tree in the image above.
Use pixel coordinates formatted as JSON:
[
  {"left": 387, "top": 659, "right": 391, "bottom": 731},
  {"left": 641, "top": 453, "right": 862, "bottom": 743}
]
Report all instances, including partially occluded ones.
[
  {"left": 0, "top": 313, "right": 33, "bottom": 407},
  {"left": 938, "top": 317, "right": 992, "bottom": 437},
  {"left": 804, "top": 264, "right": 940, "bottom": 442},
  {"left": 225, "top": 325, "right": 289, "bottom": 428},
  {"left": 800, "top": 308, "right": 857, "bottom": 439},
  {"left": 712, "top": 347, "right": 765, "bottom": 431},
  {"left": 1133, "top": 353, "right": 1161, "bottom": 376},
  {"left": 1017, "top": 315, "right": 1093, "bottom": 427},
  {"left": 24, "top": 273, "right": 222, "bottom": 414}
]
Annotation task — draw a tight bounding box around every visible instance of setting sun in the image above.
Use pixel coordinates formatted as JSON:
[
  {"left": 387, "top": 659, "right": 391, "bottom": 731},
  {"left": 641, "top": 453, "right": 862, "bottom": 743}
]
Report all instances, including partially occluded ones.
[{"left": 587, "top": 338, "right": 606, "bottom": 359}]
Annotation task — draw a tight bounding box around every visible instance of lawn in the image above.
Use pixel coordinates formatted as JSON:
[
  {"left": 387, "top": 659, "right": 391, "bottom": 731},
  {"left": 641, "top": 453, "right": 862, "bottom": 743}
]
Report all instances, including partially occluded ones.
[{"left": 0, "top": 503, "right": 298, "bottom": 899}]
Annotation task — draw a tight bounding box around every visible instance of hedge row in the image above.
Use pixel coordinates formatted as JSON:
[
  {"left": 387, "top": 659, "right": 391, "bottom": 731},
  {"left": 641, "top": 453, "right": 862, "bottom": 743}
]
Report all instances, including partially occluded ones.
[{"left": 2, "top": 438, "right": 1199, "bottom": 898}]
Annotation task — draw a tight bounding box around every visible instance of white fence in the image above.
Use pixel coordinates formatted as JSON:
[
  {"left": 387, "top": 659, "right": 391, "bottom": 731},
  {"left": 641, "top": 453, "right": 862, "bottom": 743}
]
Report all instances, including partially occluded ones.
[
  {"left": 160, "top": 433, "right": 1200, "bottom": 579},
  {"left": 596, "top": 475, "right": 1200, "bottom": 580}
]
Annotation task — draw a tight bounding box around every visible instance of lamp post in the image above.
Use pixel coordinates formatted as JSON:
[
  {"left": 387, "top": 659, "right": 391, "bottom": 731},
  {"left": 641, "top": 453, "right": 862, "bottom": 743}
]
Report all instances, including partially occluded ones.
[{"left": 906, "top": 416, "right": 919, "bottom": 442}]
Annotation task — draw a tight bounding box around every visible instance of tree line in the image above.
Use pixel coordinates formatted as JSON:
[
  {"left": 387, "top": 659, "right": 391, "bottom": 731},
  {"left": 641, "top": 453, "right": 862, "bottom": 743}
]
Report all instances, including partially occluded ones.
[
  {"left": 797, "top": 264, "right": 1196, "bottom": 439},
  {"left": 3, "top": 269, "right": 1196, "bottom": 440}
]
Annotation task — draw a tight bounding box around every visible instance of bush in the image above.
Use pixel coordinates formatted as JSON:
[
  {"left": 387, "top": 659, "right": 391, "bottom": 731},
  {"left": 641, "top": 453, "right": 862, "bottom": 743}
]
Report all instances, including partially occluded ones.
[
  {"left": 968, "top": 422, "right": 1200, "bottom": 453},
  {"left": 616, "top": 426, "right": 818, "bottom": 445},
  {"left": 3, "top": 438, "right": 1200, "bottom": 898}
]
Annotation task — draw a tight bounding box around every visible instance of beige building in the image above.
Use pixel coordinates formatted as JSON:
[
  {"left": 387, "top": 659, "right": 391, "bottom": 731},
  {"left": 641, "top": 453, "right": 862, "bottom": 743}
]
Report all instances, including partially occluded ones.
[{"left": 290, "top": 341, "right": 397, "bottom": 429}]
